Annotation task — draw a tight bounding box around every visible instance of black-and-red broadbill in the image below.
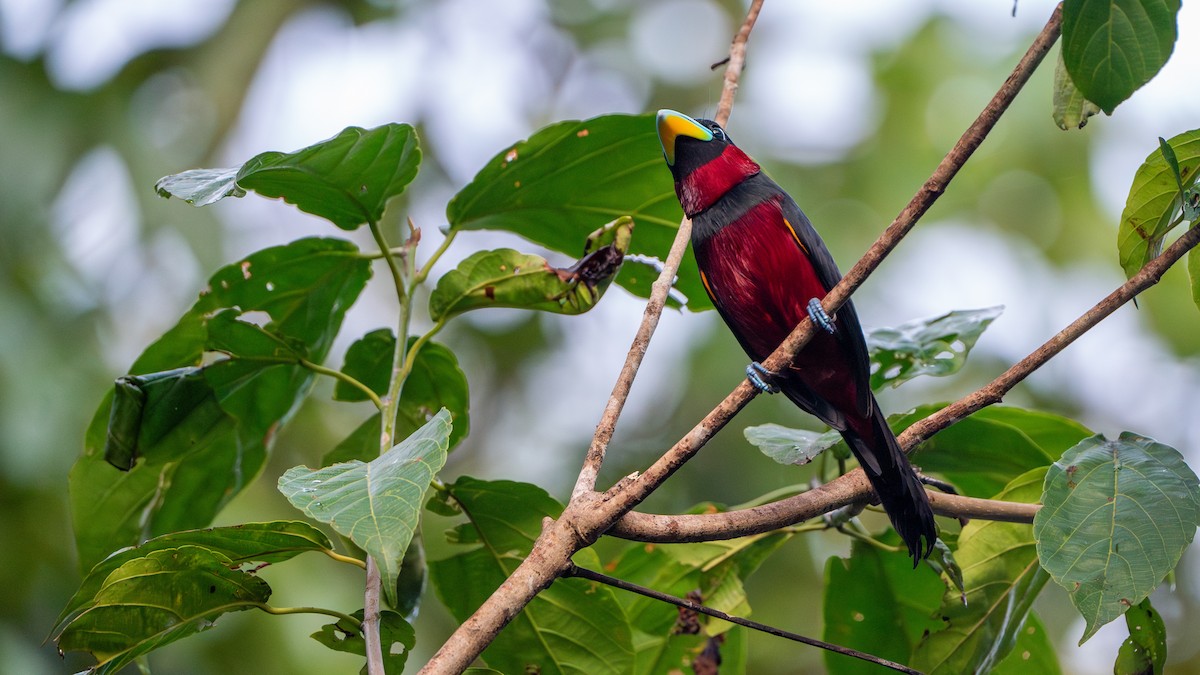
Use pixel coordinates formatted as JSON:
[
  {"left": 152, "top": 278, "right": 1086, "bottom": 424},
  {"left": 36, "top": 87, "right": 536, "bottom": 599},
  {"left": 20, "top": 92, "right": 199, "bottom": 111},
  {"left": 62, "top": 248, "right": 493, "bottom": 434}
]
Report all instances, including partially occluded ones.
[{"left": 656, "top": 109, "right": 937, "bottom": 562}]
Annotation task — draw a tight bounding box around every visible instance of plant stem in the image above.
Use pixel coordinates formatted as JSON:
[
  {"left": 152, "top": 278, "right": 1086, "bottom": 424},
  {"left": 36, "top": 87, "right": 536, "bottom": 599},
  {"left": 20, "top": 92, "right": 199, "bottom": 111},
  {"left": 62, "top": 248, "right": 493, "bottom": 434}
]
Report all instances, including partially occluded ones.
[
  {"left": 254, "top": 603, "right": 364, "bottom": 628},
  {"left": 415, "top": 229, "right": 457, "bottom": 285},
  {"left": 323, "top": 548, "right": 368, "bottom": 569},
  {"left": 300, "top": 358, "right": 384, "bottom": 410}
]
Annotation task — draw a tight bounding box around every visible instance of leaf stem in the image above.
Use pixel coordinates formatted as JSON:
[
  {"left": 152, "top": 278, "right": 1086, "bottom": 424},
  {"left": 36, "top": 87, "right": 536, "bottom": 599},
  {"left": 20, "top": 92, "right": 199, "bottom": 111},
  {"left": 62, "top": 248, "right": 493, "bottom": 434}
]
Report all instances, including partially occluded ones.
[
  {"left": 398, "top": 318, "right": 448, "bottom": 381},
  {"left": 322, "top": 548, "right": 368, "bottom": 569},
  {"left": 299, "top": 358, "right": 384, "bottom": 411},
  {"left": 415, "top": 229, "right": 457, "bottom": 285},
  {"left": 254, "top": 603, "right": 364, "bottom": 629}
]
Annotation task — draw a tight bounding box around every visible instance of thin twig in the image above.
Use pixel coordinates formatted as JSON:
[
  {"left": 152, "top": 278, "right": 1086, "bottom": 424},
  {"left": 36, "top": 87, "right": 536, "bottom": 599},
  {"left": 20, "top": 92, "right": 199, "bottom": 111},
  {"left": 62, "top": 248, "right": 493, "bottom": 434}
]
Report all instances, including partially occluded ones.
[
  {"left": 570, "top": 0, "right": 764, "bottom": 499},
  {"left": 599, "top": 2, "right": 1064, "bottom": 522},
  {"left": 420, "top": 5, "right": 769, "bottom": 673},
  {"left": 610, "top": 214, "right": 1200, "bottom": 545},
  {"left": 565, "top": 565, "right": 922, "bottom": 675}
]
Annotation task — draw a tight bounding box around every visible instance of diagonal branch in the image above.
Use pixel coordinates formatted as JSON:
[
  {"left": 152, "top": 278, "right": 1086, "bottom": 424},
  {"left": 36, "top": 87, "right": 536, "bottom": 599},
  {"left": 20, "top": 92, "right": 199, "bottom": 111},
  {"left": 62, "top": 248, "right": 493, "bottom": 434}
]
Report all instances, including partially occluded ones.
[
  {"left": 610, "top": 211, "right": 1200, "bottom": 544},
  {"left": 572, "top": 0, "right": 764, "bottom": 500}
]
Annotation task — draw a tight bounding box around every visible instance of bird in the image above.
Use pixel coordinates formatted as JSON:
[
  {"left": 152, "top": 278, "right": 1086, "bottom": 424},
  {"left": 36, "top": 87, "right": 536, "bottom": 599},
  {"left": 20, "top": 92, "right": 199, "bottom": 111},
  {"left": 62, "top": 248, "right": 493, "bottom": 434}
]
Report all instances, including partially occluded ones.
[{"left": 656, "top": 109, "right": 936, "bottom": 563}]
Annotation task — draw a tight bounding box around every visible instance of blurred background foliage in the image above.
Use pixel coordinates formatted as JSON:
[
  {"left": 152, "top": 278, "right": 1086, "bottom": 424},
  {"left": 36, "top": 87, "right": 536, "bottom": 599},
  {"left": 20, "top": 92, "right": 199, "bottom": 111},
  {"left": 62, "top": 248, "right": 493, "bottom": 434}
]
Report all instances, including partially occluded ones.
[{"left": 2, "top": 0, "right": 1199, "bottom": 672}]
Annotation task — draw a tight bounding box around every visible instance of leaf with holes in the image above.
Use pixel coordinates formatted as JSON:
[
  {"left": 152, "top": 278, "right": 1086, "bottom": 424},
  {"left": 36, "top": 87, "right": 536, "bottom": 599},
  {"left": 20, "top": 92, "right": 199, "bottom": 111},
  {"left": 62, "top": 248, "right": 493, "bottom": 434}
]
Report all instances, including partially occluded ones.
[
  {"left": 156, "top": 124, "right": 421, "bottom": 230},
  {"left": 429, "top": 477, "right": 634, "bottom": 675},
  {"left": 54, "top": 546, "right": 271, "bottom": 674},
  {"left": 913, "top": 469, "right": 1050, "bottom": 674},
  {"left": 446, "top": 114, "right": 709, "bottom": 309},
  {"left": 53, "top": 521, "right": 332, "bottom": 640},
  {"left": 71, "top": 238, "right": 370, "bottom": 570},
  {"left": 311, "top": 609, "right": 414, "bottom": 674},
  {"left": 1034, "top": 433, "right": 1200, "bottom": 643},
  {"left": 867, "top": 306, "right": 1002, "bottom": 390},
  {"left": 1114, "top": 597, "right": 1166, "bottom": 675},
  {"left": 1061, "top": 0, "right": 1180, "bottom": 114},
  {"left": 1117, "top": 131, "right": 1200, "bottom": 278},
  {"left": 279, "top": 409, "right": 450, "bottom": 608}
]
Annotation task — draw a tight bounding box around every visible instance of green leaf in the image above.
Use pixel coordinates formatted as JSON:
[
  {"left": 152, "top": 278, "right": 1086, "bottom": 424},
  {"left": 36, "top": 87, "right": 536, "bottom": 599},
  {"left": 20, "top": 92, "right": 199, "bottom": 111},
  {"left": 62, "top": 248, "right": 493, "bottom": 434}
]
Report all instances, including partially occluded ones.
[
  {"left": 823, "top": 537, "right": 944, "bottom": 674},
  {"left": 867, "top": 306, "right": 1002, "bottom": 390},
  {"left": 328, "top": 333, "right": 470, "bottom": 460},
  {"left": 428, "top": 477, "right": 634, "bottom": 675},
  {"left": 608, "top": 530, "right": 787, "bottom": 673},
  {"left": 743, "top": 423, "right": 842, "bottom": 466},
  {"left": 1033, "top": 432, "right": 1200, "bottom": 643},
  {"left": 1052, "top": 48, "right": 1102, "bottom": 130},
  {"left": 279, "top": 409, "right": 450, "bottom": 608},
  {"left": 393, "top": 533, "right": 427, "bottom": 621},
  {"left": 1117, "top": 129, "right": 1200, "bottom": 278},
  {"left": 157, "top": 124, "right": 421, "bottom": 230},
  {"left": 446, "top": 114, "right": 709, "bottom": 310},
  {"left": 913, "top": 468, "right": 1050, "bottom": 674},
  {"left": 900, "top": 404, "right": 1090, "bottom": 497},
  {"left": 1113, "top": 597, "right": 1167, "bottom": 675},
  {"left": 1189, "top": 244, "right": 1200, "bottom": 312},
  {"left": 335, "top": 329, "right": 395, "bottom": 401},
  {"left": 991, "top": 612, "right": 1062, "bottom": 675},
  {"left": 71, "top": 238, "right": 371, "bottom": 570},
  {"left": 310, "top": 609, "right": 414, "bottom": 675},
  {"left": 430, "top": 216, "right": 632, "bottom": 320},
  {"left": 54, "top": 545, "right": 271, "bottom": 674},
  {"left": 1061, "top": 0, "right": 1180, "bottom": 114},
  {"left": 154, "top": 166, "right": 243, "bottom": 206},
  {"left": 53, "top": 521, "right": 332, "bottom": 639}
]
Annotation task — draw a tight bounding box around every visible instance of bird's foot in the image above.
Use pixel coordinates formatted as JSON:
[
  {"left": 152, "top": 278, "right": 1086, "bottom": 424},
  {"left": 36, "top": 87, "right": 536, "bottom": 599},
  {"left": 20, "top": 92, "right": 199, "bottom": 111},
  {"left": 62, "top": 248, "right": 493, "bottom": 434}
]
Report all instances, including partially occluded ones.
[
  {"left": 807, "top": 298, "right": 836, "bottom": 334},
  {"left": 745, "top": 362, "right": 781, "bottom": 394},
  {"left": 915, "top": 470, "right": 958, "bottom": 495}
]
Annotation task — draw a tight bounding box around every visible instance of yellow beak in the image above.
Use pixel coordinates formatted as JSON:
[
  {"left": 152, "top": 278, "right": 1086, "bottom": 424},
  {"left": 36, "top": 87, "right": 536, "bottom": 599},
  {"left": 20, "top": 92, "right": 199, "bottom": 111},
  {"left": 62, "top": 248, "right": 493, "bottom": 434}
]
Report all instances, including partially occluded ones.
[{"left": 657, "top": 109, "right": 712, "bottom": 166}]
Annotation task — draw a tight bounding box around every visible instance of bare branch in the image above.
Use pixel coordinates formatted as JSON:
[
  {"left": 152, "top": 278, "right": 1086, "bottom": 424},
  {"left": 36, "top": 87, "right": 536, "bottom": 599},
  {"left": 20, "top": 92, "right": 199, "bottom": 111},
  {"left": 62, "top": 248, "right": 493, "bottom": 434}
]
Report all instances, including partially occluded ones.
[{"left": 610, "top": 217, "right": 1200, "bottom": 544}]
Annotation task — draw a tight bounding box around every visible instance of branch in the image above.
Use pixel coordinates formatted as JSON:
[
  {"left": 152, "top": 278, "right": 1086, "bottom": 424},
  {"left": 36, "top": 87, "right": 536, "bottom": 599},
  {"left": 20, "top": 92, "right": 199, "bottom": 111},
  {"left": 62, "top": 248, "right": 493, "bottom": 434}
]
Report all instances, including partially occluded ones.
[
  {"left": 565, "top": 565, "right": 921, "bottom": 674},
  {"left": 571, "top": 0, "right": 763, "bottom": 500},
  {"left": 421, "top": 5, "right": 766, "bottom": 673},
  {"left": 610, "top": 215, "right": 1200, "bottom": 544},
  {"left": 600, "top": 2, "right": 1063, "bottom": 520}
]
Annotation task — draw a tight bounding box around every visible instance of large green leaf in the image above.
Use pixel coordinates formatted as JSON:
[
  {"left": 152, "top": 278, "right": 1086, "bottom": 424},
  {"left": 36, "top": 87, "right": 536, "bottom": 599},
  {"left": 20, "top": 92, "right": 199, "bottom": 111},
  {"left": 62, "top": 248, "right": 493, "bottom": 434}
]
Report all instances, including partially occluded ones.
[
  {"left": 445, "top": 114, "right": 708, "bottom": 309},
  {"left": 156, "top": 124, "right": 421, "bottom": 230},
  {"left": 1061, "top": 0, "right": 1180, "bottom": 114},
  {"left": 1034, "top": 432, "right": 1200, "bottom": 643},
  {"left": 278, "top": 409, "right": 450, "bottom": 608},
  {"left": 822, "top": 536, "right": 944, "bottom": 674},
  {"left": 310, "top": 609, "right": 414, "bottom": 675},
  {"left": 54, "top": 545, "right": 271, "bottom": 674},
  {"left": 901, "top": 404, "right": 1090, "bottom": 497},
  {"left": 866, "top": 306, "right": 1002, "bottom": 390},
  {"left": 1117, "top": 129, "right": 1200, "bottom": 278},
  {"left": 71, "top": 238, "right": 370, "bottom": 570},
  {"left": 1052, "top": 48, "right": 1102, "bottom": 130},
  {"left": 430, "top": 216, "right": 632, "bottom": 320},
  {"left": 53, "top": 521, "right": 332, "bottom": 639},
  {"left": 991, "top": 612, "right": 1062, "bottom": 675},
  {"left": 913, "top": 468, "right": 1050, "bottom": 674},
  {"left": 328, "top": 332, "right": 470, "bottom": 460},
  {"left": 428, "top": 477, "right": 634, "bottom": 675},
  {"left": 1113, "top": 597, "right": 1167, "bottom": 674},
  {"left": 609, "top": 526, "right": 785, "bottom": 673}
]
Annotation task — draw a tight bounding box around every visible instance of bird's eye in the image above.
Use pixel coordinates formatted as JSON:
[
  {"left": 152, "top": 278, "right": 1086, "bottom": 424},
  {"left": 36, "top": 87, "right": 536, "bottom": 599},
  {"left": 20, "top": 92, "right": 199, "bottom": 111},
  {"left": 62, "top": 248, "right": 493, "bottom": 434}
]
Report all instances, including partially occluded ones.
[{"left": 711, "top": 126, "right": 726, "bottom": 141}]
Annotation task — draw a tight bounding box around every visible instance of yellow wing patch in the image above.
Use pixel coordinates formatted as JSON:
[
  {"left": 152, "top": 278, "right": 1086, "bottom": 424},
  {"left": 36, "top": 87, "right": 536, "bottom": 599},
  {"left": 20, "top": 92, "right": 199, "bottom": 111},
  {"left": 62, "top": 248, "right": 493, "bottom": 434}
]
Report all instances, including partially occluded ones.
[
  {"left": 699, "top": 270, "right": 714, "bottom": 298},
  {"left": 783, "top": 218, "right": 810, "bottom": 256}
]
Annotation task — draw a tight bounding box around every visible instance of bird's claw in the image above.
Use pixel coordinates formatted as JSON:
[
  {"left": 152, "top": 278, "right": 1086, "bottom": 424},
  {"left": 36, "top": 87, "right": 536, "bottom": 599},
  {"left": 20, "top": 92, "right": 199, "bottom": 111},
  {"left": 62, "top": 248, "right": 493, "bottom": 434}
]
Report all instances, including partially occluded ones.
[
  {"left": 746, "top": 362, "right": 780, "bottom": 394},
  {"left": 807, "top": 298, "right": 836, "bottom": 334}
]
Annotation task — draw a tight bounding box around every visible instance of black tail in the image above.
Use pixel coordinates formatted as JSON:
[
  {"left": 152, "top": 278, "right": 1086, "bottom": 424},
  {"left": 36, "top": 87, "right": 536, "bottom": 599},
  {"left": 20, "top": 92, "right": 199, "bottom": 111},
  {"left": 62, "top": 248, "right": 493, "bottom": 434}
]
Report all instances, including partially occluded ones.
[{"left": 841, "top": 398, "right": 937, "bottom": 564}]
